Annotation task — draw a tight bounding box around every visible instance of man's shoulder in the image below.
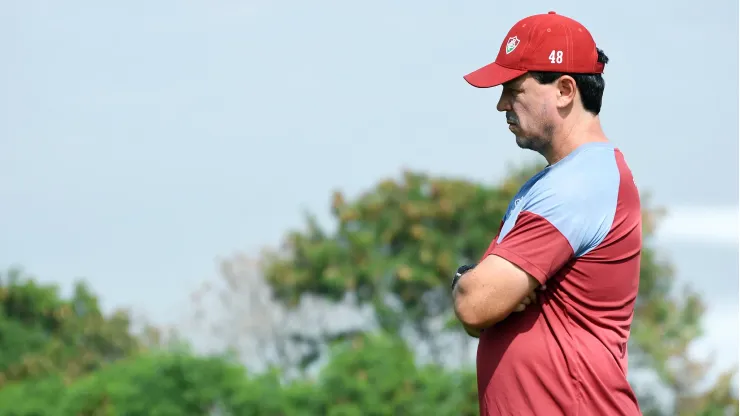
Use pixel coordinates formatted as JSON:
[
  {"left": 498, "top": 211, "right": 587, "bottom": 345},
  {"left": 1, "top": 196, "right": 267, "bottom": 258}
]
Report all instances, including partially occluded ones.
[
  {"left": 537, "top": 143, "right": 620, "bottom": 190},
  {"left": 520, "top": 145, "right": 623, "bottom": 256},
  {"left": 525, "top": 151, "right": 621, "bottom": 217}
]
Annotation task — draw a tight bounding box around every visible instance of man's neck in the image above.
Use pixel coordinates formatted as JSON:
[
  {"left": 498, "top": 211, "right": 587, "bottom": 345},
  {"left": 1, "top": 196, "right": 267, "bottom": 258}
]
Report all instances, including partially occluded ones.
[{"left": 543, "top": 115, "right": 608, "bottom": 165}]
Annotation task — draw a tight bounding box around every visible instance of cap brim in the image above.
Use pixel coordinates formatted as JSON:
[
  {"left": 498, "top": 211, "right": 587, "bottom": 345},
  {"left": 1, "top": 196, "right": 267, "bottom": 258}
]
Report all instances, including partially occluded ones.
[{"left": 463, "top": 62, "right": 527, "bottom": 88}]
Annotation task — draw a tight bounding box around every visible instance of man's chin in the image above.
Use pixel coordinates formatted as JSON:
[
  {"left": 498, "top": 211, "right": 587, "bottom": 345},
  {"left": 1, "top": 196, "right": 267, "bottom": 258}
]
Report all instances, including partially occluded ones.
[
  {"left": 515, "top": 136, "right": 537, "bottom": 151},
  {"left": 514, "top": 135, "right": 529, "bottom": 148}
]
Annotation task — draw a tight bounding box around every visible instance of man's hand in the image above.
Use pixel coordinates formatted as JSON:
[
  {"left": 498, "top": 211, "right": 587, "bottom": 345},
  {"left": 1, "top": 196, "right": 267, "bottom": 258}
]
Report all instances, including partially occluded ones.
[{"left": 513, "top": 284, "right": 546, "bottom": 312}]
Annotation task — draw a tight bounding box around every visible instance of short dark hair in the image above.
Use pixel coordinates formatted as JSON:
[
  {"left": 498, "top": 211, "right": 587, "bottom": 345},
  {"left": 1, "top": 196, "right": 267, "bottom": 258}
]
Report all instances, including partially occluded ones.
[{"left": 529, "top": 48, "right": 609, "bottom": 115}]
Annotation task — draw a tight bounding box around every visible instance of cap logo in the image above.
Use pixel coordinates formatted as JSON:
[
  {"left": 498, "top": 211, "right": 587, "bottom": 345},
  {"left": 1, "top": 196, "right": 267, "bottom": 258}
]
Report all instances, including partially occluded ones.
[{"left": 505, "top": 36, "right": 520, "bottom": 54}]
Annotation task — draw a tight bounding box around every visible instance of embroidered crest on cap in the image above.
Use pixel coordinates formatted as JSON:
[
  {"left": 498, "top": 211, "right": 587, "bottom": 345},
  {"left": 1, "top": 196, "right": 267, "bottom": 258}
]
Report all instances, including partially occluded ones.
[{"left": 505, "top": 36, "right": 520, "bottom": 54}]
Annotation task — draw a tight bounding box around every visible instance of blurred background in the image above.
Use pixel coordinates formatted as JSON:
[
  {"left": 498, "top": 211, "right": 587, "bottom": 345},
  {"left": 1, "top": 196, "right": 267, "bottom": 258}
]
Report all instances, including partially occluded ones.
[{"left": 1, "top": 1, "right": 738, "bottom": 415}]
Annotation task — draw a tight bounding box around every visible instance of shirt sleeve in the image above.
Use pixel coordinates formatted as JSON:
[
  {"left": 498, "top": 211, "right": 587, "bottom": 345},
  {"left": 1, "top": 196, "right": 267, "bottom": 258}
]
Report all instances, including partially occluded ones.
[
  {"left": 490, "top": 210, "right": 577, "bottom": 284},
  {"left": 488, "top": 166, "right": 620, "bottom": 284}
]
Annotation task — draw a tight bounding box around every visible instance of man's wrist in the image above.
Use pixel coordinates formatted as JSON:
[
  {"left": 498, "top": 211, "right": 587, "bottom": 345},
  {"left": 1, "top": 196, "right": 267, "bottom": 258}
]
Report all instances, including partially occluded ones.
[{"left": 451, "top": 264, "right": 476, "bottom": 290}]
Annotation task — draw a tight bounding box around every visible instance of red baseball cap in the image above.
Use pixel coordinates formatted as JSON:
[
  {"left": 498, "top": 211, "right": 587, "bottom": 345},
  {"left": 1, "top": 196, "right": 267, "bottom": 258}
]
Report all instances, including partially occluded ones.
[{"left": 464, "top": 12, "right": 604, "bottom": 88}]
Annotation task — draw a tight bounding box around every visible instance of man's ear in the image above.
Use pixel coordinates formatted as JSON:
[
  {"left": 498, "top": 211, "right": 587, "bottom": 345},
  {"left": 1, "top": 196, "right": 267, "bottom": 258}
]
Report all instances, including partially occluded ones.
[{"left": 555, "top": 75, "right": 577, "bottom": 108}]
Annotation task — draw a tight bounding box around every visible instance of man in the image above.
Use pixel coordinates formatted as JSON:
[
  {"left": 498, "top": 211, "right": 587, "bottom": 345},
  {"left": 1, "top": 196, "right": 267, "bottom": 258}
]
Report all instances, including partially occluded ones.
[{"left": 451, "top": 12, "right": 642, "bottom": 416}]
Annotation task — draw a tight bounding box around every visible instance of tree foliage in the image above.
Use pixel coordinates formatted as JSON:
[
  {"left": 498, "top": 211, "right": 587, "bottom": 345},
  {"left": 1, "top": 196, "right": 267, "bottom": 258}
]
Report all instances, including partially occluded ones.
[
  {"left": 0, "top": 331, "right": 478, "bottom": 416},
  {"left": 0, "top": 269, "right": 141, "bottom": 387},
  {"left": 0, "top": 268, "right": 479, "bottom": 416}
]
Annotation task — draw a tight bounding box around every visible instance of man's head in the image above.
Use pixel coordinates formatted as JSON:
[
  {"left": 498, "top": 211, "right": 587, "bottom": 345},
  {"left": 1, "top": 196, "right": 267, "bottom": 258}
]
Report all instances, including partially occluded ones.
[{"left": 464, "top": 12, "right": 608, "bottom": 155}]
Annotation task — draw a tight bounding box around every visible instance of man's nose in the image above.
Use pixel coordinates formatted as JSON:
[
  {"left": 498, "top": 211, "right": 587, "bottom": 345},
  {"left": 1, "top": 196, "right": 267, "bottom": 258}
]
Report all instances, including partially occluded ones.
[{"left": 496, "top": 93, "right": 510, "bottom": 112}]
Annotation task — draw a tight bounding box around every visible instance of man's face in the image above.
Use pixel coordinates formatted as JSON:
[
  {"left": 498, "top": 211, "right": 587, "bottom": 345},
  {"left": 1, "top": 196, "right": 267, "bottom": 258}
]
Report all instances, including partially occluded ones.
[{"left": 496, "top": 74, "right": 559, "bottom": 153}]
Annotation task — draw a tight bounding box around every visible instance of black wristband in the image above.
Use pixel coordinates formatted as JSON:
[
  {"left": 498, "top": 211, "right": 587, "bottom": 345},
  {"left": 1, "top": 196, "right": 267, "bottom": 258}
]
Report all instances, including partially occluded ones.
[{"left": 451, "top": 264, "right": 476, "bottom": 290}]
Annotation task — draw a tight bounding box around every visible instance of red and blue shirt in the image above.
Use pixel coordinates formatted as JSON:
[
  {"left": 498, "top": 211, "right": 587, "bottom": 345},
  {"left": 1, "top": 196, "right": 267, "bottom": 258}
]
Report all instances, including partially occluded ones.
[{"left": 477, "top": 142, "right": 642, "bottom": 415}]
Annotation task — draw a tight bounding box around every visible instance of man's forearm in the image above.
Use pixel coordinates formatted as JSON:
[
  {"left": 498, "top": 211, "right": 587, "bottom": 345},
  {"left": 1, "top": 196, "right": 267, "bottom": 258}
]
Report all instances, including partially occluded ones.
[
  {"left": 452, "top": 267, "right": 486, "bottom": 336},
  {"left": 452, "top": 256, "right": 544, "bottom": 337},
  {"left": 452, "top": 272, "right": 471, "bottom": 321},
  {"left": 453, "top": 276, "right": 493, "bottom": 330},
  {"left": 453, "top": 267, "right": 533, "bottom": 329},
  {"left": 455, "top": 285, "right": 482, "bottom": 337}
]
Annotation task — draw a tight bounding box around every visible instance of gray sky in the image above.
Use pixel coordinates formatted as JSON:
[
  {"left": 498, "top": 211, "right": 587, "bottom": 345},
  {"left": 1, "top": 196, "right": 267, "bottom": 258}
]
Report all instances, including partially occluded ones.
[{"left": 1, "top": 0, "right": 738, "bottom": 387}]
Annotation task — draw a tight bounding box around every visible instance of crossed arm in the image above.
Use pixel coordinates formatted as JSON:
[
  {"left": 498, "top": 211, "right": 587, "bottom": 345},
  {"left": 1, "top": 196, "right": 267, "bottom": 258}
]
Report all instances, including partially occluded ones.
[{"left": 452, "top": 254, "right": 542, "bottom": 336}]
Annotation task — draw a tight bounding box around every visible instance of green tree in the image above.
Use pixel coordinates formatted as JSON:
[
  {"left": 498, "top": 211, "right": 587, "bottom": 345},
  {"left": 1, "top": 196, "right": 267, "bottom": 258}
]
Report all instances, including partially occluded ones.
[
  {"left": 259, "top": 165, "right": 738, "bottom": 415},
  {"left": 318, "top": 332, "right": 478, "bottom": 416},
  {"left": 0, "top": 331, "right": 478, "bottom": 416},
  {"left": 0, "top": 268, "right": 144, "bottom": 387}
]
